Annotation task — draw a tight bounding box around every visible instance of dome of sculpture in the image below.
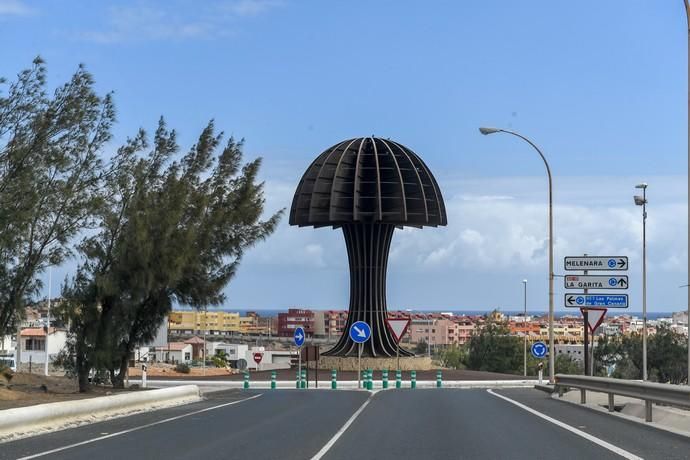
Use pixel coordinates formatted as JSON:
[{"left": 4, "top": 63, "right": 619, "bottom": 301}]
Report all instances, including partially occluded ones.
[{"left": 289, "top": 137, "right": 447, "bottom": 228}]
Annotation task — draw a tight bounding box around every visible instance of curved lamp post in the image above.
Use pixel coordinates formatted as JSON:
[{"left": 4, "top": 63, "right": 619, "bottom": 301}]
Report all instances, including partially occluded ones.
[{"left": 479, "top": 127, "right": 555, "bottom": 383}]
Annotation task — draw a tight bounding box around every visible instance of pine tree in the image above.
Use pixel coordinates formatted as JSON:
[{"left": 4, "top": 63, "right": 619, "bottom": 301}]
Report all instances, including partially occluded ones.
[{"left": 62, "top": 119, "right": 282, "bottom": 390}]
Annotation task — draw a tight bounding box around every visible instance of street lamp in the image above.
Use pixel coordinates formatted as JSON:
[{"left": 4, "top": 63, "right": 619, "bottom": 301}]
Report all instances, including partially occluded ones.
[
  {"left": 44, "top": 267, "right": 51, "bottom": 377},
  {"left": 677, "top": 0, "right": 690, "bottom": 387},
  {"left": 479, "top": 127, "right": 555, "bottom": 383},
  {"left": 522, "top": 279, "right": 527, "bottom": 377},
  {"left": 634, "top": 182, "right": 648, "bottom": 381}
]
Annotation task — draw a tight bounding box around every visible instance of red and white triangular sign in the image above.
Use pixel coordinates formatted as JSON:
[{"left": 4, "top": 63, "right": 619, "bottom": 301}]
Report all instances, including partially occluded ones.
[
  {"left": 386, "top": 318, "right": 411, "bottom": 343},
  {"left": 580, "top": 307, "right": 607, "bottom": 333}
]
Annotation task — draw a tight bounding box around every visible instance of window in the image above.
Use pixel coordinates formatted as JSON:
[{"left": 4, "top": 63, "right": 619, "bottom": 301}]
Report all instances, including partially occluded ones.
[
  {"left": 25, "top": 338, "right": 45, "bottom": 351},
  {"left": 184, "top": 352, "right": 191, "bottom": 361}
]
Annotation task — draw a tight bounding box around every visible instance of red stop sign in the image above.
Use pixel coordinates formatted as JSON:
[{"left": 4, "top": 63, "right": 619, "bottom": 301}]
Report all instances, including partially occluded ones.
[{"left": 253, "top": 352, "right": 263, "bottom": 364}]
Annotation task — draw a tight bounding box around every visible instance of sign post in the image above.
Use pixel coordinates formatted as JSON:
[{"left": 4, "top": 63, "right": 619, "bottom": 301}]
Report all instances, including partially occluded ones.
[
  {"left": 565, "top": 254, "right": 629, "bottom": 376},
  {"left": 349, "top": 321, "right": 371, "bottom": 389},
  {"left": 294, "top": 326, "right": 305, "bottom": 390},
  {"left": 253, "top": 352, "right": 263, "bottom": 372},
  {"left": 386, "top": 318, "right": 411, "bottom": 371}
]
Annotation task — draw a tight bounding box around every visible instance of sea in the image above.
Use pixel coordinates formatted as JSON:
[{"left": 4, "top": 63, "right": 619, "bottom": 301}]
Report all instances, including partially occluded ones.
[{"left": 181, "top": 307, "right": 679, "bottom": 320}]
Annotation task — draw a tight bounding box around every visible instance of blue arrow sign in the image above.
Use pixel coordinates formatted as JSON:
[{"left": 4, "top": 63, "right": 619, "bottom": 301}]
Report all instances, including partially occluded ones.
[
  {"left": 349, "top": 321, "right": 371, "bottom": 344},
  {"left": 293, "top": 326, "right": 305, "bottom": 348},
  {"left": 565, "top": 294, "right": 628, "bottom": 308},
  {"left": 531, "top": 342, "right": 547, "bottom": 359}
]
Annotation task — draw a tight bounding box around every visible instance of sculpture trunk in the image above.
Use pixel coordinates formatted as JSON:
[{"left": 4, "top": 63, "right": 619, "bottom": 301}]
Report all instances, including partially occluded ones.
[{"left": 323, "top": 223, "right": 413, "bottom": 357}]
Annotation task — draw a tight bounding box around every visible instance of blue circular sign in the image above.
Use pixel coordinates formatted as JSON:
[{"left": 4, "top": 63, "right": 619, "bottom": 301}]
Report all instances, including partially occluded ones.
[
  {"left": 531, "top": 341, "right": 547, "bottom": 359},
  {"left": 293, "top": 326, "right": 305, "bottom": 348},
  {"left": 576, "top": 296, "right": 585, "bottom": 305},
  {"left": 608, "top": 277, "right": 617, "bottom": 287},
  {"left": 349, "top": 321, "right": 371, "bottom": 344},
  {"left": 608, "top": 258, "right": 616, "bottom": 268}
]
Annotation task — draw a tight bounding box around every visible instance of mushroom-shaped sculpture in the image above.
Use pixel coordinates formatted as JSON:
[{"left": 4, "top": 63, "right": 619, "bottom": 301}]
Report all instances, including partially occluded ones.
[{"left": 290, "top": 137, "right": 447, "bottom": 357}]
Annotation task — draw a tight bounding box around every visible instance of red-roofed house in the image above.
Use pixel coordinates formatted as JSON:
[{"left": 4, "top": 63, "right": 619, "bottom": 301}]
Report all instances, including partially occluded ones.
[{"left": 18, "top": 327, "right": 67, "bottom": 365}]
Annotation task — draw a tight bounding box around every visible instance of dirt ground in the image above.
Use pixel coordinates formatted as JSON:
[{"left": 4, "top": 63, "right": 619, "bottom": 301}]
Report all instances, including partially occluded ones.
[
  {"left": 0, "top": 372, "right": 138, "bottom": 410},
  {"left": 128, "top": 363, "right": 239, "bottom": 378}
]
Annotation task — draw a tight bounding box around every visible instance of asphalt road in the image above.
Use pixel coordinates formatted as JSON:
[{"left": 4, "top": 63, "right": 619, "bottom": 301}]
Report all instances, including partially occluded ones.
[{"left": 2, "top": 388, "right": 690, "bottom": 460}]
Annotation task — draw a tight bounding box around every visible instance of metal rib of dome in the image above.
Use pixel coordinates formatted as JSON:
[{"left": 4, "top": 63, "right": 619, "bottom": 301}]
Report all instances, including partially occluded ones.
[{"left": 289, "top": 137, "right": 447, "bottom": 228}]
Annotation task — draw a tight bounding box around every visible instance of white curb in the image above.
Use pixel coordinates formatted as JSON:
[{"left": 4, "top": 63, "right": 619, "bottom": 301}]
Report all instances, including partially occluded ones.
[{"left": 0, "top": 385, "right": 201, "bottom": 442}]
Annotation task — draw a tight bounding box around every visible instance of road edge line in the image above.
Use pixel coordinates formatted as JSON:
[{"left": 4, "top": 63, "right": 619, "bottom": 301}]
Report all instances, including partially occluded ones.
[
  {"left": 16, "top": 393, "right": 263, "bottom": 460},
  {"left": 310, "top": 391, "right": 377, "bottom": 460},
  {"left": 486, "top": 389, "right": 642, "bottom": 460}
]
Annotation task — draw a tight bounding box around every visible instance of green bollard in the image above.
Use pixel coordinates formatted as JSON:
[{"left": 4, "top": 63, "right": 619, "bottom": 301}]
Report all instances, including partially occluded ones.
[
  {"left": 243, "top": 371, "right": 249, "bottom": 389},
  {"left": 301, "top": 369, "right": 306, "bottom": 389},
  {"left": 436, "top": 370, "right": 442, "bottom": 388},
  {"left": 331, "top": 369, "right": 337, "bottom": 389},
  {"left": 367, "top": 369, "right": 373, "bottom": 390},
  {"left": 411, "top": 370, "right": 416, "bottom": 389},
  {"left": 382, "top": 370, "right": 389, "bottom": 389},
  {"left": 396, "top": 370, "right": 401, "bottom": 389},
  {"left": 271, "top": 371, "right": 276, "bottom": 390},
  {"left": 296, "top": 370, "right": 300, "bottom": 389}
]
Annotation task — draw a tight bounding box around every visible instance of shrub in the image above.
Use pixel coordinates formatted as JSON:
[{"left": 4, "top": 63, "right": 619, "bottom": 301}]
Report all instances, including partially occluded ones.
[{"left": 175, "top": 363, "right": 191, "bottom": 374}]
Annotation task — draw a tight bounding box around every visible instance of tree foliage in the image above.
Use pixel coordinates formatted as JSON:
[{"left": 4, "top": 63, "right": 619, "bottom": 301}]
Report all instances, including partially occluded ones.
[
  {"left": 595, "top": 326, "right": 688, "bottom": 384},
  {"left": 467, "top": 311, "right": 522, "bottom": 374},
  {"left": 62, "top": 118, "right": 282, "bottom": 391},
  {"left": 0, "top": 58, "right": 112, "bottom": 336}
]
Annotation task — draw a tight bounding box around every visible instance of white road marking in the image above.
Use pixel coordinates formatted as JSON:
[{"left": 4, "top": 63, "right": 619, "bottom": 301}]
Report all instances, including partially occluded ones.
[
  {"left": 311, "top": 391, "right": 377, "bottom": 460},
  {"left": 487, "top": 389, "right": 642, "bottom": 460},
  {"left": 16, "top": 393, "right": 263, "bottom": 460}
]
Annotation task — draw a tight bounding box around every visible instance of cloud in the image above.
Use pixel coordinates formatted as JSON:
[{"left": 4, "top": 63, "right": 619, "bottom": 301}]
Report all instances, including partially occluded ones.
[
  {"left": 222, "top": 0, "right": 282, "bottom": 17},
  {"left": 81, "top": 1, "right": 282, "bottom": 44},
  {"left": 246, "top": 174, "right": 688, "bottom": 278},
  {"left": 0, "top": 0, "right": 33, "bottom": 16}
]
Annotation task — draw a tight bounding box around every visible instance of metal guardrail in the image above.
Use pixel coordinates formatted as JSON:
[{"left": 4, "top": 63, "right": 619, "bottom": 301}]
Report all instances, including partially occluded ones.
[{"left": 554, "top": 374, "right": 690, "bottom": 422}]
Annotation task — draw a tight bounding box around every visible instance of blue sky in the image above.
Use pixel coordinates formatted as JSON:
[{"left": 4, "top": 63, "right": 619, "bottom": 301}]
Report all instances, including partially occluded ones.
[{"left": 1, "top": 0, "right": 688, "bottom": 312}]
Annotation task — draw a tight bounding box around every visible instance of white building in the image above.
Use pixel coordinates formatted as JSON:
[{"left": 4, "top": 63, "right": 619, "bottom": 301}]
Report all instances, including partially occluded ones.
[
  {"left": 207, "top": 342, "right": 249, "bottom": 367},
  {"left": 0, "top": 334, "right": 15, "bottom": 354},
  {"left": 554, "top": 343, "right": 585, "bottom": 363},
  {"left": 152, "top": 342, "right": 193, "bottom": 364},
  {"left": 18, "top": 327, "right": 67, "bottom": 364},
  {"left": 245, "top": 347, "right": 293, "bottom": 370}
]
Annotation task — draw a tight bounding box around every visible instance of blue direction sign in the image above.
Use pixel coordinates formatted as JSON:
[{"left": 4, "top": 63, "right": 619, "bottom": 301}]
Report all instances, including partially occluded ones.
[
  {"left": 293, "top": 326, "right": 305, "bottom": 348},
  {"left": 565, "top": 294, "right": 628, "bottom": 308},
  {"left": 531, "top": 342, "right": 547, "bottom": 359},
  {"left": 349, "top": 321, "right": 371, "bottom": 343}
]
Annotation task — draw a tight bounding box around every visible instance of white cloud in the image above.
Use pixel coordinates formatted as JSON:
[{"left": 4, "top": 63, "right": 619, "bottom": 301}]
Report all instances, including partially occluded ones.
[
  {"left": 0, "top": 0, "right": 33, "bottom": 16},
  {"left": 81, "top": 1, "right": 282, "bottom": 44},
  {"left": 247, "top": 174, "right": 688, "bottom": 277},
  {"left": 222, "top": 0, "right": 282, "bottom": 17}
]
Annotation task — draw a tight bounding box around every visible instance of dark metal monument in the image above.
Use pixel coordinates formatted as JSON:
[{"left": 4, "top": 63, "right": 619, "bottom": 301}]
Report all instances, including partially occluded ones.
[{"left": 290, "top": 137, "right": 447, "bottom": 357}]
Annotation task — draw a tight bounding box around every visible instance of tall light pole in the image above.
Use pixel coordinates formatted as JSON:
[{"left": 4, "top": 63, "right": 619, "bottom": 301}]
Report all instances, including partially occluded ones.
[
  {"left": 523, "top": 279, "right": 528, "bottom": 377},
  {"left": 684, "top": 0, "right": 690, "bottom": 385},
  {"left": 479, "top": 127, "right": 555, "bottom": 383},
  {"left": 634, "top": 183, "right": 648, "bottom": 381},
  {"left": 44, "top": 267, "right": 51, "bottom": 376}
]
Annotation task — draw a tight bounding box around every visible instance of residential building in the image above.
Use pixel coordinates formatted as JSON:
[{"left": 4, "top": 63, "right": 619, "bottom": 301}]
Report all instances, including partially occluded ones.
[
  {"left": 18, "top": 327, "right": 67, "bottom": 364},
  {"left": 277, "top": 309, "right": 315, "bottom": 337},
  {"left": 152, "top": 342, "right": 193, "bottom": 364}
]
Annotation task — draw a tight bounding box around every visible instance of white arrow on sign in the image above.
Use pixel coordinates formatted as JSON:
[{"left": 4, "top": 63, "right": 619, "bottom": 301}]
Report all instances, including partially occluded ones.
[
  {"left": 295, "top": 332, "right": 303, "bottom": 341},
  {"left": 353, "top": 326, "right": 366, "bottom": 338}
]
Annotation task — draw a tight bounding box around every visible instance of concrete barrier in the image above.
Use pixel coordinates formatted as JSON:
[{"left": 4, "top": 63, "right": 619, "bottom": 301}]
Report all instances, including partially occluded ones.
[
  {"left": 135, "top": 379, "right": 538, "bottom": 390},
  {"left": 0, "top": 385, "right": 201, "bottom": 440}
]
